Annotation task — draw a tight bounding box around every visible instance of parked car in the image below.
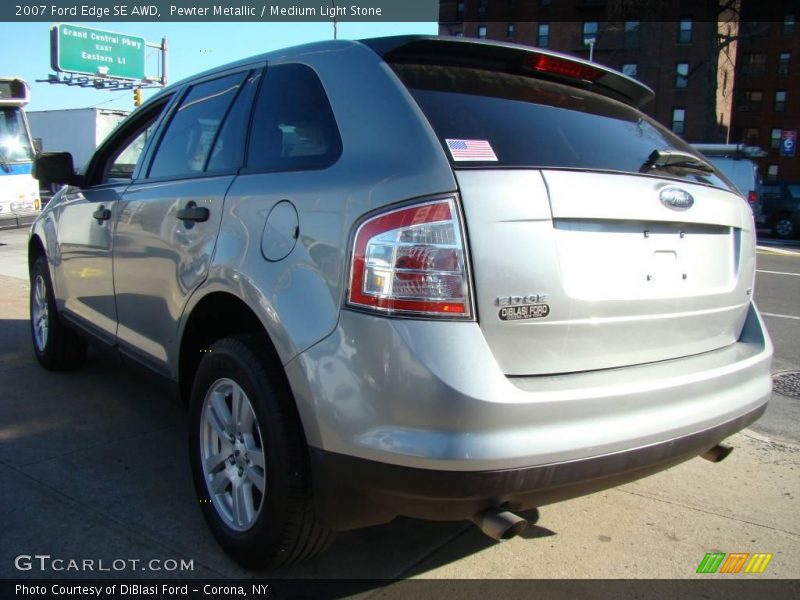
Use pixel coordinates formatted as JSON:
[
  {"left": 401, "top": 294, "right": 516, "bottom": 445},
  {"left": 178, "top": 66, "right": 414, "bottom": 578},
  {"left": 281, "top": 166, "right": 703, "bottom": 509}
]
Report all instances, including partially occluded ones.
[
  {"left": 29, "top": 36, "right": 772, "bottom": 569},
  {"left": 759, "top": 182, "right": 800, "bottom": 239},
  {"left": 691, "top": 144, "right": 764, "bottom": 223}
]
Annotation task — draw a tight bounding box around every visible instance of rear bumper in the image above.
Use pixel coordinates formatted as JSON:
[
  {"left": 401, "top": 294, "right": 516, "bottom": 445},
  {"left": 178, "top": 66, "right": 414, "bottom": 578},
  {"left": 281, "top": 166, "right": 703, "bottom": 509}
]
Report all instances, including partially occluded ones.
[
  {"left": 286, "top": 303, "right": 772, "bottom": 529},
  {"left": 311, "top": 403, "right": 765, "bottom": 530}
]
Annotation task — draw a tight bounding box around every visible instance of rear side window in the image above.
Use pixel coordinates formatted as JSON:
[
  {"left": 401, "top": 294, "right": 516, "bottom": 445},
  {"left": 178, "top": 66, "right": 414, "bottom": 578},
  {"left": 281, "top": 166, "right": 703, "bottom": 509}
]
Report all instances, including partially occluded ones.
[
  {"left": 392, "top": 63, "right": 730, "bottom": 189},
  {"left": 247, "top": 63, "right": 341, "bottom": 172},
  {"left": 148, "top": 72, "right": 248, "bottom": 179}
]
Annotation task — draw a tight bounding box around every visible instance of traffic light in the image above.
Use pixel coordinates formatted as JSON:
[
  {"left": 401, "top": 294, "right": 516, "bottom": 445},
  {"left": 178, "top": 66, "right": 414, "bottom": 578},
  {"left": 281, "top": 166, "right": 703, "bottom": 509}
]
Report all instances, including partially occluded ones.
[{"left": 133, "top": 88, "right": 142, "bottom": 107}]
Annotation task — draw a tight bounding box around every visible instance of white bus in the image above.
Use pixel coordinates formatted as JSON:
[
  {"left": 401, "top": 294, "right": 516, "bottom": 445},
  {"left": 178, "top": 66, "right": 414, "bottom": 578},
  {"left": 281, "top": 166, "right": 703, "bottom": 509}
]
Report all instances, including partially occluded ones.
[{"left": 0, "top": 77, "right": 40, "bottom": 228}]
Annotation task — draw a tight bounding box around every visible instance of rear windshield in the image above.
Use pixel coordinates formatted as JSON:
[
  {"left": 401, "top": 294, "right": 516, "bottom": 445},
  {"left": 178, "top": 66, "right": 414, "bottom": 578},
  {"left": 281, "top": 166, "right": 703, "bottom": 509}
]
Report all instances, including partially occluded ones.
[{"left": 393, "top": 63, "right": 730, "bottom": 189}]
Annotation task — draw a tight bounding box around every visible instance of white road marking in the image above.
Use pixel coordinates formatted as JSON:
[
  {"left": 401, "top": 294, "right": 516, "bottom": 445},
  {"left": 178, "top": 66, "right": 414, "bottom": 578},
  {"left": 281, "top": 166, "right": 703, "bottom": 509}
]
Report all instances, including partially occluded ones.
[
  {"left": 757, "top": 246, "right": 800, "bottom": 257},
  {"left": 761, "top": 312, "right": 800, "bottom": 321},
  {"left": 756, "top": 269, "right": 800, "bottom": 277}
]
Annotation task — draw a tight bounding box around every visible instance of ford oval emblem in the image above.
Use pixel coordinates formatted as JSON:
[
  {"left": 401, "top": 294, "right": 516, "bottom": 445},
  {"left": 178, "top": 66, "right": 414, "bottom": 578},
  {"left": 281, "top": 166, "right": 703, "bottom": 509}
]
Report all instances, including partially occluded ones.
[{"left": 660, "top": 187, "right": 694, "bottom": 211}]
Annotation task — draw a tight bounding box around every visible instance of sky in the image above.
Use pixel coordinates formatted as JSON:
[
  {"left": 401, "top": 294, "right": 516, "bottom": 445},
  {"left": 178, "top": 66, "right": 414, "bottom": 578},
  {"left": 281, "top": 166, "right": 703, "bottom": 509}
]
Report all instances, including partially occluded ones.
[{"left": 0, "top": 21, "right": 438, "bottom": 113}]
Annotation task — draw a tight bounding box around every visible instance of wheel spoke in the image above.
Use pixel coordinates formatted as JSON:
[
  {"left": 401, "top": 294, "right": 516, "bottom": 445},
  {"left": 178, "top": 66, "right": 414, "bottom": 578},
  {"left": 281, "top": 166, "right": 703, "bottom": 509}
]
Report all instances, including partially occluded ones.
[
  {"left": 204, "top": 452, "right": 228, "bottom": 474},
  {"left": 208, "top": 391, "right": 234, "bottom": 439},
  {"left": 231, "top": 478, "right": 254, "bottom": 528},
  {"left": 246, "top": 445, "right": 265, "bottom": 469},
  {"left": 244, "top": 465, "right": 265, "bottom": 494},
  {"left": 209, "top": 470, "right": 230, "bottom": 495}
]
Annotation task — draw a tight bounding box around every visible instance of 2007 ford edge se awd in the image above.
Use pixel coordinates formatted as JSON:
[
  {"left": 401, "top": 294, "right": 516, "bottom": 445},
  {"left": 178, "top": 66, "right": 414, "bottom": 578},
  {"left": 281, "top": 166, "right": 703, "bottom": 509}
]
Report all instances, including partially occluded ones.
[{"left": 29, "top": 36, "right": 772, "bottom": 568}]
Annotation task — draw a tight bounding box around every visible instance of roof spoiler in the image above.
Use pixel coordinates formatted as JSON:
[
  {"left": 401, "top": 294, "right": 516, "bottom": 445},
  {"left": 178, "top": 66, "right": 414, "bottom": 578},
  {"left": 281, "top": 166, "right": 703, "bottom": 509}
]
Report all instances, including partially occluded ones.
[{"left": 359, "top": 35, "right": 655, "bottom": 108}]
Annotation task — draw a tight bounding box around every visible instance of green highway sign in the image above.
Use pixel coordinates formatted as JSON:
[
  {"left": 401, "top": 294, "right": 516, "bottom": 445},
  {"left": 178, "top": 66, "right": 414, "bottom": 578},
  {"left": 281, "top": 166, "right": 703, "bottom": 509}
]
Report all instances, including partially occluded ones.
[{"left": 50, "top": 24, "right": 146, "bottom": 81}]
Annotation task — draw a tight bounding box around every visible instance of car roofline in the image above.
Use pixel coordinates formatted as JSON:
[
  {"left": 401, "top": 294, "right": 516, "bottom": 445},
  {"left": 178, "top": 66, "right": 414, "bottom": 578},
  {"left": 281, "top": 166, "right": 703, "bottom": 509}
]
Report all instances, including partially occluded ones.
[{"left": 358, "top": 35, "right": 655, "bottom": 108}]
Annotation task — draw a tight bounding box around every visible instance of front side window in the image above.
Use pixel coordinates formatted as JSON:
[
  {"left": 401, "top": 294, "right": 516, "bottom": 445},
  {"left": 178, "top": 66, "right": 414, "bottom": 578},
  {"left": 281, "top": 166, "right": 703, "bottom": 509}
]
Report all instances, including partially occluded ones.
[
  {"left": 675, "top": 63, "right": 689, "bottom": 88},
  {"left": 672, "top": 108, "right": 686, "bottom": 134},
  {"left": 679, "top": 18, "right": 692, "bottom": 43},
  {"left": 106, "top": 124, "right": 156, "bottom": 183},
  {"left": 247, "top": 63, "right": 342, "bottom": 172},
  {"left": 538, "top": 24, "right": 550, "bottom": 47},
  {"left": 148, "top": 72, "right": 247, "bottom": 180}
]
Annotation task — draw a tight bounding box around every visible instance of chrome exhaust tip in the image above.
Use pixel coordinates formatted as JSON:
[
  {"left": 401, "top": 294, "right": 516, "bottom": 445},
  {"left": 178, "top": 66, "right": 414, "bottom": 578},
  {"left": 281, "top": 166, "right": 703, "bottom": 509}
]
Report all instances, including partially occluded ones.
[
  {"left": 471, "top": 508, "right": 528, "bottom": 541},
  {"left": 701, "top": 443, "right": 734, "bottom": 463}
]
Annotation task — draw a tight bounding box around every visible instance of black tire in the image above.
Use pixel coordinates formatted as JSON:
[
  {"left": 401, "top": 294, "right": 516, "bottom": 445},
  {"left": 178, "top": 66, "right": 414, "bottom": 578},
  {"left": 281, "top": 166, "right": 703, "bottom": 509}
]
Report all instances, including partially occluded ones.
[
  {"left": 188, "top": 334, "right": 332, "bottom": 569},
  {"left": 772, "top": 214, "right": 795, "bottom": 239},
  {"left": 30, "top": 256, "right": 88, "bottom": 370}
]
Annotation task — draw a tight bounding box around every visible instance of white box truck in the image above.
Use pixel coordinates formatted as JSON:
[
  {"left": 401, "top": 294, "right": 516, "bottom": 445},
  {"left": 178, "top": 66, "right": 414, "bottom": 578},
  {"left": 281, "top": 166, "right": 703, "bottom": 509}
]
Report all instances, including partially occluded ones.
[{"left": 28, "top": 107, "right": 129, "bottom": 171}]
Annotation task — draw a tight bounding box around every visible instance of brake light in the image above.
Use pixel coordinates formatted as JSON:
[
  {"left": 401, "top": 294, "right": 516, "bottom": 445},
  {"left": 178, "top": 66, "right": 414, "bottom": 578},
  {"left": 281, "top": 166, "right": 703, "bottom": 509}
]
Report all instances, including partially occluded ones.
[
  {"left": 524, "top": 54, "right": 604, "bottom": 82},
  {"left": 748, "top": 190, "right": 757, "bottom": 203},
  {"left": 348, "top": 198, "right": 472, "bottom": 318}
]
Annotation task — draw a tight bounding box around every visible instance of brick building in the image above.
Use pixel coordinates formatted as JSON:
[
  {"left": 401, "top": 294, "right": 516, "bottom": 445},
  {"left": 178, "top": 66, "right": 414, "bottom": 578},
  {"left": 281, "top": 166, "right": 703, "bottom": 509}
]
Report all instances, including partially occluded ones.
[{"left": 438, "top": 0, "right": 799, "bottom": 181}]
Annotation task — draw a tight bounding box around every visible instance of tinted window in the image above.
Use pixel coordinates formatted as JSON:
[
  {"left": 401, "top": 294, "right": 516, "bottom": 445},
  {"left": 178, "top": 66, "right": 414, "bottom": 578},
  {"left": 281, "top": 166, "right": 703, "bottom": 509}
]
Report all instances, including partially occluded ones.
[
  {"left": 107, "top": 123, "right": 156, "bottom": 182},
  {"left": 206, "top": 70, "right": 260, "bottom": 173},
  {"left": 392, "top": 63, "right": 729, "bottom": 189},
  {"left": 149, "top": 72, "right": 247, "bottom": 179},
  {"left": 247, "top": 64, "right": 341, "bottom": 172}
]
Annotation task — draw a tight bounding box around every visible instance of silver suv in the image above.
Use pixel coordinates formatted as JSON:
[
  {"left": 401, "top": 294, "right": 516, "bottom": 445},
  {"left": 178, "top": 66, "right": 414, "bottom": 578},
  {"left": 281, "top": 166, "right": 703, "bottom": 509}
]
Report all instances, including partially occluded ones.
[{"left": 29, "top": 37, "right": 772, "bottom": 569}]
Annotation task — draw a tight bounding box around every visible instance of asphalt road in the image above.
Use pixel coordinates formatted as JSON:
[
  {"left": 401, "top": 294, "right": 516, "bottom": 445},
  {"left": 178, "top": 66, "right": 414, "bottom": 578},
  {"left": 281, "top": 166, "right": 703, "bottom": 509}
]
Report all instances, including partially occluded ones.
[{"left": 0, "top": 226, "right": 797, "bottom": 583}]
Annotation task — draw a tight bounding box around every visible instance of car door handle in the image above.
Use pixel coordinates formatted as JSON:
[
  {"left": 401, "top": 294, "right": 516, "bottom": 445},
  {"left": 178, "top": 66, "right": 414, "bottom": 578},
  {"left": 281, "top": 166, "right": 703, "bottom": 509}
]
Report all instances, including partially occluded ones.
[
  {"left": 176, "top": 202, "right": 209, "bottom": 223},
  {"left": 92, "top": 206, "right": 111, "bottom": 221}
]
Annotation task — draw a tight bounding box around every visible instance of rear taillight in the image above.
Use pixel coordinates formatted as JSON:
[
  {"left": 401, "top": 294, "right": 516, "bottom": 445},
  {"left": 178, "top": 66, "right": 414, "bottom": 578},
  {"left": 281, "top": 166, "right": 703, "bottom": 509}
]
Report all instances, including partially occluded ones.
[
  {"left": 348, "top": 198, "right": 472, "bottom": 318},
  {"left": 748, "top": 190, "right": 757, "bottom": 203}
]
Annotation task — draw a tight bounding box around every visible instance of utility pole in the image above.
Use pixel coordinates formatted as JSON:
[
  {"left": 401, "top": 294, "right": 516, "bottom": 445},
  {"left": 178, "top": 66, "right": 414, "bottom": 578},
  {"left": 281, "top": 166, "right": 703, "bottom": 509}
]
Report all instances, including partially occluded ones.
[{"left": 331, "top": 0, "right": 337, "bottom": 39}]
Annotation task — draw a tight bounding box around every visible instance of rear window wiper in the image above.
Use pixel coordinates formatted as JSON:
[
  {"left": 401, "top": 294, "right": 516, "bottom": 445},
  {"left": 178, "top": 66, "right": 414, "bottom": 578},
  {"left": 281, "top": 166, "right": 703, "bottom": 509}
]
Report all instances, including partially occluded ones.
[{"left": 640, "top": 149, "right": 714, "bottom": 175}]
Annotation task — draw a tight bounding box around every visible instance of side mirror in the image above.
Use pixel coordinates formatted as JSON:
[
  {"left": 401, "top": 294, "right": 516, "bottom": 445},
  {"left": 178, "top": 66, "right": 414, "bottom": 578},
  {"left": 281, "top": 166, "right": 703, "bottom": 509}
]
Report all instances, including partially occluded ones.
[{"left": 33, "top": 152, "right": 83, "bottom": 187}]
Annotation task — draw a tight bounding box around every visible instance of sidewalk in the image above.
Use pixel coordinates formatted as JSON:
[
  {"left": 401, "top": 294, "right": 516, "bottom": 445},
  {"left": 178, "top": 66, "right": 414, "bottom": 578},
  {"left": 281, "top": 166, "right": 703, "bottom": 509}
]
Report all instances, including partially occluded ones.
[{"left": 0, "top": 272, "right": 797, "bottom": 580}]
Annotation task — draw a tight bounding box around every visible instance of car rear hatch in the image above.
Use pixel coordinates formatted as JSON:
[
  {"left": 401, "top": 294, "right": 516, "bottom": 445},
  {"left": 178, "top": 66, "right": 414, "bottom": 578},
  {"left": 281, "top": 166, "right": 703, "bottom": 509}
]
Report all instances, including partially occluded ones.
[{"left": 374, "top": 37, "right": 756, "bottom": 375}]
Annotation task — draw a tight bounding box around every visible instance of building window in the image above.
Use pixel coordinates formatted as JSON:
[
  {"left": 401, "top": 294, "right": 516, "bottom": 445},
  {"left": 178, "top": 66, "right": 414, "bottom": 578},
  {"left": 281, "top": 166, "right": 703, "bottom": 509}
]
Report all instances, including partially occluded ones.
[
  {"left": 538, "top": 0, "right": 551, "bottom": 6},
  {"left": 775, "top": 90, "right": 787, "bottom": 112},
  {"left": 453, "top": 30, "right": 463, "bottom": 37},
  {"left": 538, "top": 24, "right": 550, "bottom": 48},
  {"left": 477, "top": 25, "right": 487, "bottom": 39},
  {"left": 507, "top": 23, "right": 516, "bottom": 39},
  {"left": 583, "top": 21, "right": 599, "bottom": 44},
  {"left": 678, "top": 18, "right": 692, "bottom": 43},
  {"left": 622, "top": 63, "right": 638, "bottom": 78},
  {"left": 739, "top": 90, "right": 763, "bottom": 112},
  {"left": 783, "top": 14, "right": 795, "bottom": 36},
  {"left": 624, "top": 21, "right": 640, "bottom": 47},
  {"left": 767, "top": 164, "right": 779, "bottom": 181},
  {"left": 742, "top": 127, "right": 759, "bottom": 145},
  {"left": 771, "top": 128, "right": 783, "bottom": 150},
  {"left": 456, "top": 1, "right": 464, "bottom": 19},
  {"left": 741, "top": 53, "right": 767, "bottom": 76},
  {"left": 478, "top": 0, "right": 488, "bottom": 13},
  {"left": 672, "top": 108, "right": 686, "bottom": 134},
  {"left": 675, "top": 63, "right": 689, "bottom": 88},
  {"left": 778, "top": 52, "right": 791, "bottom": 76}
]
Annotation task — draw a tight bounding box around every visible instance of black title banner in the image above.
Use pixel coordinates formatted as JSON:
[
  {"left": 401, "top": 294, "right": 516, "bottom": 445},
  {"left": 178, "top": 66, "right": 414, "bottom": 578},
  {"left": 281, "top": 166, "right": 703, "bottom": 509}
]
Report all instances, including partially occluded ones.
[{"left": 4, "top": 0, "right": 438, "bottom": 22}]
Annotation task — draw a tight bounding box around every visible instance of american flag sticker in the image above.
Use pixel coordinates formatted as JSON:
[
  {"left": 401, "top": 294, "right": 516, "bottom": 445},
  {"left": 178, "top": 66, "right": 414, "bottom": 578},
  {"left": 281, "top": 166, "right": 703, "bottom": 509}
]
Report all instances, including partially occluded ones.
[{"left": 445, "top": 139, "right": 498, "bottom": 162}]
